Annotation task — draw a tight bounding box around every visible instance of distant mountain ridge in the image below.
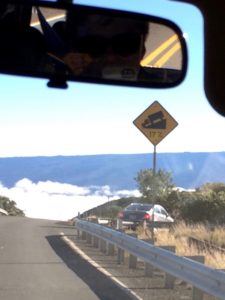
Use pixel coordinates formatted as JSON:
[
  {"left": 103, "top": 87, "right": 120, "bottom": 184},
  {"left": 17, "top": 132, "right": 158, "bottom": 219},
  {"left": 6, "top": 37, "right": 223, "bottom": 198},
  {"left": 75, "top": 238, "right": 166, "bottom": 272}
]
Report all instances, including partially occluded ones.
[{"left": 0, "top": 152, "right": 225, "bottom": 190}]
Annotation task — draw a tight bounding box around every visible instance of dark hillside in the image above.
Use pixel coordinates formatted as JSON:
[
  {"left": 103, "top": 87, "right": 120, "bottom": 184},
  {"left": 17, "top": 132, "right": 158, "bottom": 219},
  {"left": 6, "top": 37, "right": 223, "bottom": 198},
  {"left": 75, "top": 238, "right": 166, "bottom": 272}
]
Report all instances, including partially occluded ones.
[{"left": 0, "top": 152, "right": 225, "bottom": 189}]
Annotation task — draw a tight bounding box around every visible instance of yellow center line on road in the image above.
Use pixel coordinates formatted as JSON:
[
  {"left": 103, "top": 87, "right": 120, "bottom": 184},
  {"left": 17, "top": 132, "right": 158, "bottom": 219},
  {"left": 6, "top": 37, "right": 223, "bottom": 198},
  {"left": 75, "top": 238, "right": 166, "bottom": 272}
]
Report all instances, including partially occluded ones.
[
  {"left": 140, "top": 34, "right": 178, "bottom": 67},
  {"left": 154, "top": 42, "right": 181, "bottom": 67}
]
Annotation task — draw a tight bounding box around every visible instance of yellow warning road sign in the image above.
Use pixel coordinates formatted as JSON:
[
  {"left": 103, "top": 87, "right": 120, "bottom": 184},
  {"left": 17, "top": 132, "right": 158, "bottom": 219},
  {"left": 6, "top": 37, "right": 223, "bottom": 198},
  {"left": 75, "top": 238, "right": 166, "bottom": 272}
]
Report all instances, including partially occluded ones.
[{"left": 133, "top": 101, "right": 178, "bottom": 146}]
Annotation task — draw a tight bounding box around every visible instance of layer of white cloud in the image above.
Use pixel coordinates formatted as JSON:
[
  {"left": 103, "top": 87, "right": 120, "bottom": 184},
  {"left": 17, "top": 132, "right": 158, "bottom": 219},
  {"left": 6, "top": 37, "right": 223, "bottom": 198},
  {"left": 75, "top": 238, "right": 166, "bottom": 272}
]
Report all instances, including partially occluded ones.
[{"left": 0, "top": 179, "right": 140, "bottom": 221}]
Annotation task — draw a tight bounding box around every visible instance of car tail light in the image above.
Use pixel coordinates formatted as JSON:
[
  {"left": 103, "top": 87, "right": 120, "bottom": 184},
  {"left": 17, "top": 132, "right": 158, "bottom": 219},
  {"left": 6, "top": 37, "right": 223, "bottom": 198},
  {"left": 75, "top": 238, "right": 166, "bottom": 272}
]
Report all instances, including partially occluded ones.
[
  {"left": 143, "top": 213, "right": 151, "bottom": 220},
  {"left": 118, "top": 212, "right": 124, "bottom": 219}
]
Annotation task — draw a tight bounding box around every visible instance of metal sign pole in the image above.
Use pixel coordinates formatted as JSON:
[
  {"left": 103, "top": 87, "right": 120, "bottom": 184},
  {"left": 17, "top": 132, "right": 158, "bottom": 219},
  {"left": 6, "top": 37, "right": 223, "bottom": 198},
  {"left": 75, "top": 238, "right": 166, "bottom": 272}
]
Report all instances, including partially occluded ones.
[
  {"left": 151, "top": 145, "right": 156, "bottom": 242},
  {"left": 153, "top": 145, "right": 156, "bottom": 176},
  {"left": 133, "top": 100, "right": 178, "bottom": 245}
]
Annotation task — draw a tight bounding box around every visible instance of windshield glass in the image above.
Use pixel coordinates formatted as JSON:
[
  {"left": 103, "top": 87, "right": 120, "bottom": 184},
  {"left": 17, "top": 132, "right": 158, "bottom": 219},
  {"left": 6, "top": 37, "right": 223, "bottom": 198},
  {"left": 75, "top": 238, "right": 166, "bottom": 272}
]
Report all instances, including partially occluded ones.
[
  {"left": 0, "top": 0, "right": 205, "bottom": 220},
  {"left": 1, "top": 1, "right": 225, "bottom": 300}
]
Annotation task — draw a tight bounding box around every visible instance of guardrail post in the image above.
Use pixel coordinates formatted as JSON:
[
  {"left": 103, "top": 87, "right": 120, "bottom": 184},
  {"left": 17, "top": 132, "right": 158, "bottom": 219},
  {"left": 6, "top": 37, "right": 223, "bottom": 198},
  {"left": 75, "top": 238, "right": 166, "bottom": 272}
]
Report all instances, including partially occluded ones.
[
  {"left": 86, "top": 233, "right": 92, "bottom": 244},
  {"left": 77, "top": 229, "right": 80, "bottom": 240},
  {"left": 142, "top": 239, "right": 154, "bottom": 277},
  {"left": 117, "top": 248, "right": 125, "bottom": 264},
  {"left": 100, "top": 239, "right": 107, "bottom": 253},
  {"left": 128, "top": 233, "right": 138, "bottom": 269},
  {"left": 129, "top": 253, "right": 137, "bottom": 269},
  {"left": 117, "top": 229, "right": 125, "bottom": 264},
  {"left": 93, "top": 236, "right": 99, "bottom": 248},
  {"left": 116, "top": 218, "right": 123, "bottom": 230},
  {"left": 185, "top": 256, "right": 205, "bottom": 300},
  {"left": 160, "top": 246, "right": 176, "bottom": 288},
  {"left": 107, "top": 243, "right": 115, "bottom": 256},
  {"left": 81, "top": 231, "right": 87, "bottom": 240}
]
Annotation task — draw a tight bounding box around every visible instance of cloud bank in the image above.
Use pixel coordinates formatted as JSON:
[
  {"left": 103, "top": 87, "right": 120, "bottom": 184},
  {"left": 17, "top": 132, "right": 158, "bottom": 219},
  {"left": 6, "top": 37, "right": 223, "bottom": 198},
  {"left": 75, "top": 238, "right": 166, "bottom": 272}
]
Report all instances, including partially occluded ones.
[{"left": 0, "top": 178, "right": 140, "bottom": 221}]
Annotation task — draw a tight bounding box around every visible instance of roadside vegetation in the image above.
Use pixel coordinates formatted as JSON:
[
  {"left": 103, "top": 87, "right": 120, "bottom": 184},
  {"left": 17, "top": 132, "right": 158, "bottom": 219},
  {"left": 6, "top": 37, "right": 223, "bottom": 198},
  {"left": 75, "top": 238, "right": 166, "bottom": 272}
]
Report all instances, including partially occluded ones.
[
  {"left": 83, "top": 169, "right": 225, "bottom": 225},
  {"left": 80, "top": 168, "right": 225, "bottom": 268},
  {"left": 0, "top": 195, "right": 25, "bottom": 216},
  {"left": 148, "top": 223, "right": 225, "bottom": 269}
]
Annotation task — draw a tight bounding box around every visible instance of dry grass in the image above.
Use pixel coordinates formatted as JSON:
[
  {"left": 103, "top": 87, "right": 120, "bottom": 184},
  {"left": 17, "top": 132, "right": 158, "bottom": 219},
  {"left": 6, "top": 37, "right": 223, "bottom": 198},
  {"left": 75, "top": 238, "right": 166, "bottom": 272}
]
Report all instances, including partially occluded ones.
[
  {"left": 208, "top": 226, "right": 225, "bottom": 247},
  {"left": 174, "top": 222, "right": 225, "bottom": 250},
  {"left": 172, "top": 222, "right": 225, "bottom": 248},
  {"left": 137, "top": 222, "right": 225, "bottom": 269}
]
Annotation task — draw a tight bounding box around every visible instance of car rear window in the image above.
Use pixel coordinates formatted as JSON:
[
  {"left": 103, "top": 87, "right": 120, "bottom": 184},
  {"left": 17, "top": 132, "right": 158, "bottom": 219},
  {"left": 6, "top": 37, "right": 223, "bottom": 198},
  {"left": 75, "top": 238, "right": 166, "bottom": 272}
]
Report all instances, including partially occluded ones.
[{"left": 126, "top": 204, "right": 153, "bottom": 211}]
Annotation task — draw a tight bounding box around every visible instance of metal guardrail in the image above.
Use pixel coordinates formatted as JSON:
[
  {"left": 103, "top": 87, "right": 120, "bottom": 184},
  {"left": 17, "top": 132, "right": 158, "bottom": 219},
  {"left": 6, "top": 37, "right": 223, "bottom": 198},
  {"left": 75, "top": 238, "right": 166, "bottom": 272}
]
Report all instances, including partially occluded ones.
[{"left": 76, "top": 219, "right": 225, "bottom": 300}]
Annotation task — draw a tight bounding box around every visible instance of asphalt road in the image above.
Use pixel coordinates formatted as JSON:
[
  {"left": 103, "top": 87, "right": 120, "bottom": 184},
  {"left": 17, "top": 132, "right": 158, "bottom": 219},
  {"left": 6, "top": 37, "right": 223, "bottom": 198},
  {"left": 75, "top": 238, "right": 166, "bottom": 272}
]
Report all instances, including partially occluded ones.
[{"left": 0, "top": 216, "right": 132, "bottom": 300}]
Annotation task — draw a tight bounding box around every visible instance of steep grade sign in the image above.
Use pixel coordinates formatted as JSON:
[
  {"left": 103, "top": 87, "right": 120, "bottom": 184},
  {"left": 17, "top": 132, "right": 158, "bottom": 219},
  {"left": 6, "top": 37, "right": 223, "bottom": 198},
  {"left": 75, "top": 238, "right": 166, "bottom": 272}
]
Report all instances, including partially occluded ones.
[{"left": 133, "top": 101, "right": 178, "bottom": 145}]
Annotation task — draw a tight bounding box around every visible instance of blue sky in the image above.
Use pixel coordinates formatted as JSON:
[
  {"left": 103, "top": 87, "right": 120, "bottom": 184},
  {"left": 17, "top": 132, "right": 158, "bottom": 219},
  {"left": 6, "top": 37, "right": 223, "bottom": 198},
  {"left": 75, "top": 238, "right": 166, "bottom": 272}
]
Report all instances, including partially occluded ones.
[{"left": 0, "top": 0, "right": 225, "bottom": 157}]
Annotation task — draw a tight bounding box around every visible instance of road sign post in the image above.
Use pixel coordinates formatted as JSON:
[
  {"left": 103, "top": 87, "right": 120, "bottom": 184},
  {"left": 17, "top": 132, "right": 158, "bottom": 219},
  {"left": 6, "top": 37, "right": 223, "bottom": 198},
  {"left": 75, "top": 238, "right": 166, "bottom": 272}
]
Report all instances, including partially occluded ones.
[
  {"left": 133, "top": 101, "right": 178, "bottom": 240},
  {"left": 133, "top": 100, "right": 178, "bottom": 172},
  {"left": 153, "top": 145, "right": 156, "bottom": 175}
]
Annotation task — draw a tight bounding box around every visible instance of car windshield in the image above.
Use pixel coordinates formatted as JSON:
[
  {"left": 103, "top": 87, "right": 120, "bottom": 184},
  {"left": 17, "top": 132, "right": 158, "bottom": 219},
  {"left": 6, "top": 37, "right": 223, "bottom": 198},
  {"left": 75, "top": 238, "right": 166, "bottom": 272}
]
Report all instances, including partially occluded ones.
[{"left": 1, "top": 1, "right": 225, "bottom": 300}]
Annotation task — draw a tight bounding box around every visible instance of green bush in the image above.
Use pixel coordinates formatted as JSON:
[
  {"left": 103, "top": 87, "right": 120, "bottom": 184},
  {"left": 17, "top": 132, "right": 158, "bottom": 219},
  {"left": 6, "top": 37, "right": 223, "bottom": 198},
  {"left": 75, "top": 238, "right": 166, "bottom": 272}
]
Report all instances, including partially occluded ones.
[
  {"left": 0, "top": 196, "right": 24, "bottom": 216},
  {"left": 179, "top": 191, "right": 225, "bottom": 224}
]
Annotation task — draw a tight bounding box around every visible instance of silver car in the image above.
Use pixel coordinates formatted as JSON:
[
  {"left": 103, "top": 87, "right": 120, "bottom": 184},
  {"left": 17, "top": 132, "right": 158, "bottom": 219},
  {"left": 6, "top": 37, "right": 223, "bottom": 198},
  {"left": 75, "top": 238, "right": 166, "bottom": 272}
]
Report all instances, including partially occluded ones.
[{"left": 118, "top": 203, "right": 174, "bottom": 227}]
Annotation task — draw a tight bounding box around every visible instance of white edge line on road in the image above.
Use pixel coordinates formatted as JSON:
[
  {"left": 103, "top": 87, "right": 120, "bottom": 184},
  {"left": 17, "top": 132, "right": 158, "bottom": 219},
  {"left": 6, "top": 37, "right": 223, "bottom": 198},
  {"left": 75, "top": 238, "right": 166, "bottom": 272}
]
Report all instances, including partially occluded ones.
[{"left": 60, "top": 232, "right": 142, "bottom": 300}]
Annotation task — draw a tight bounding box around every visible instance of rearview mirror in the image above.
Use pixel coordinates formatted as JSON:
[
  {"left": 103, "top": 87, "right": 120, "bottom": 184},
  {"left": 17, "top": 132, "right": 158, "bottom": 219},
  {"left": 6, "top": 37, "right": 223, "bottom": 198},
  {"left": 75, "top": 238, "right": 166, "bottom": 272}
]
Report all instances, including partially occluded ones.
[{"left": 0, "top": 1, "right": 187, "bottom": 88}]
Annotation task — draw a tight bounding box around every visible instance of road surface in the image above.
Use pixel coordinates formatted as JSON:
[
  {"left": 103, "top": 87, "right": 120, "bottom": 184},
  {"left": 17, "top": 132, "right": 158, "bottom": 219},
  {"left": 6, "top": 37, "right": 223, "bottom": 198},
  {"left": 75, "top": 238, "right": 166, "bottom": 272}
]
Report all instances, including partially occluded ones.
[{"left": 0, "top": 216, "right": 132, "bottom": 300}]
